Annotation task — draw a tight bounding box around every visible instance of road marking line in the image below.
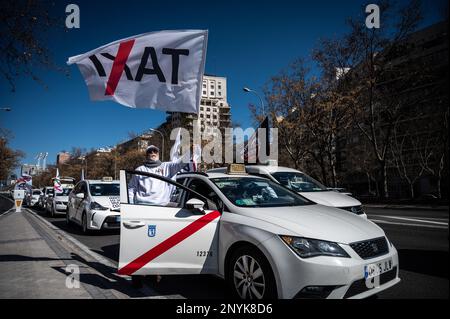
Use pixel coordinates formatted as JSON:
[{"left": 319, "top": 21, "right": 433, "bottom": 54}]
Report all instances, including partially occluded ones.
[
  {"left": 369, "top": 215, "right": 448, "bottom": 226},
  {"left": 370, "top": 219, "right": 448, "bottom": 229}
]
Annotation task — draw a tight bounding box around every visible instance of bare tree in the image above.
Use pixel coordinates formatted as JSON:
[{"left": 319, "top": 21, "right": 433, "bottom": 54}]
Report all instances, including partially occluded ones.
[
  {"left": 313, "top": 0, "right": 424, "bottom": 198},
  {"left": 0, "top": 129, "right": 25, "bottom": 181},
  {"left": 0, "top": 0, "right": 67, "bottom": 92}
]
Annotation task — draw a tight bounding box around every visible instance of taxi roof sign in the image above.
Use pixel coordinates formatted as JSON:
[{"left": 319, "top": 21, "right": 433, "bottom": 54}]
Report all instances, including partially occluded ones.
[
  {"left": 227, "top": 164, "right": 247, "bottom": 175},
  {"left": 102, "top": 176, "right": 113, "bottom": 182}
]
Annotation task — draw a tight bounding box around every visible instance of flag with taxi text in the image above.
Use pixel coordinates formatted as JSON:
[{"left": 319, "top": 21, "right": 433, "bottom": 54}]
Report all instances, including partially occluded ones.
[{"left": 67, "top": 30, "right": 208, "bottom": 114}]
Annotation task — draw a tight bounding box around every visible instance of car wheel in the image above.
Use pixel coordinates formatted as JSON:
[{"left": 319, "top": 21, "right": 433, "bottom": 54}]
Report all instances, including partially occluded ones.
[
  {"left": 227, "top": 246, "right": 277, "bottom": 299},
  {"left": 82, "top": 212, "right": 90, "bottom": 234}
]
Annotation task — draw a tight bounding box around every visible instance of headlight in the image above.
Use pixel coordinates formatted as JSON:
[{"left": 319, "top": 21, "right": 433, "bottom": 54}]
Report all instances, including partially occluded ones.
[
  {"left": 90, "top": 202, "right": 108, "bottom": 210},
  {"left": 280, "top": 236, "right": 350, "bottom": 258}
]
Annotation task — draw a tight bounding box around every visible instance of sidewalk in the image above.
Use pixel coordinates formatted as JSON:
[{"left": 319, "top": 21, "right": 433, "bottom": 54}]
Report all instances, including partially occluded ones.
[{"left": 0, "top": 207, "right": 162, "bottom": 299}]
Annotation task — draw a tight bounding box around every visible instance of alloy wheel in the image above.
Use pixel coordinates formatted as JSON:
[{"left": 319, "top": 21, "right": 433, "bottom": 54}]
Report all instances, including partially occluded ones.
[{"left": 233, "top": 254, "right": 266, "bottom": 299}]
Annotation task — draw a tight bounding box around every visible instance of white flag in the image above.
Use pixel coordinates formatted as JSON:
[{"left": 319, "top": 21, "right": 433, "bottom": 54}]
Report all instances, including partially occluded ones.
[
  {"left": 54, "top": 169, "right": 63, "bottom": 193},
  {"left": 67, "top": 30, "right": 208, "bottom": 114}
]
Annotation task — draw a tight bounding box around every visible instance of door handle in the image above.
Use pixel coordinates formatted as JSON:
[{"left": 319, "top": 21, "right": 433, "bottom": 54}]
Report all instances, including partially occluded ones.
[{"left": 123, "top": 221, "right": 146, "bottom": 229}]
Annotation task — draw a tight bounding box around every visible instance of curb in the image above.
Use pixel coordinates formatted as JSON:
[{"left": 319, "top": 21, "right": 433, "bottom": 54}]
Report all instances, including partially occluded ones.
[
  {"left": 25, "top": 208, "right": 165, "bottom": 298},
  {"left": 27, "top": 208, "right": 118, "bottom": 268}
]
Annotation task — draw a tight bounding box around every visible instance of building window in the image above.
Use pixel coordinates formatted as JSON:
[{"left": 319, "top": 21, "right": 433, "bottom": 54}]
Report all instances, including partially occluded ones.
[
  {"left": 207, "top": 108, "right": 210, "bottom": 112},
  {"left": 200, "top": 107, "right": 204, "bottom": 111},
  {"left": 210, "top": 85, "right": 214, "bottom": 89},
  {"left": 218, "top": 85, "right": 221, "bottom": 89},
  {"left": 203, "top": 91, "right": 206, "bottom": 95},
  {"left": 218, "top": 92, "right": 222, "bottom": 96},
  {"left": 200, "top": 114, "right": 204, "bottom": 118}
]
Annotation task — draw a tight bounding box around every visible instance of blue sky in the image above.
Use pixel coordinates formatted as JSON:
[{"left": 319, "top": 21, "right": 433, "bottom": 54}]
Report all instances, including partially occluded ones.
[{"left": 0, "top": 0, "right": 445, "bottom": 174}]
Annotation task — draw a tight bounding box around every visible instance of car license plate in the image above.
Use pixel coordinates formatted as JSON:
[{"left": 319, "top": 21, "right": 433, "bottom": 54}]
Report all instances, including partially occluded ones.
[
  {"left": 116, "top": 216, "right": 121, "bottom": 223},
  {"left": 364, "top": 258, "right": 393, "bottom": 279}
]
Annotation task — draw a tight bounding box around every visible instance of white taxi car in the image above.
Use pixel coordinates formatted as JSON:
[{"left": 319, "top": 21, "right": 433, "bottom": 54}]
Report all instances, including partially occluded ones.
[
  {"left": 46, "top": 187, "right": 73, "bottom": 217},
  {"left": 66, "top": 178, "right": 121, "bottom": 233},
  {"left": 209, "top": 165, "right": 366, "bottom": 218},
  {"left": 118, "top": 167, "right": 399, "bottom": 299}
]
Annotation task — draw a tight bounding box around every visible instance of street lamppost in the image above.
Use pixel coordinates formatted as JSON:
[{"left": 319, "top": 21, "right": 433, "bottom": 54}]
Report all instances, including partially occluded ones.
[
  {"left": 243, "top": 87, "right": 265, "bottom": 117},
  {"left": 78, "top": 156, "right": 87, "bottom": 179},
  {"left": 148, "top": 128, "right": 165, "bottom": 161}
]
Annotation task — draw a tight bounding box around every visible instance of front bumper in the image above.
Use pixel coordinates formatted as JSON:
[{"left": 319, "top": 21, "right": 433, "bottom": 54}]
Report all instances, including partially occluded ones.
[
  {"left": 260, "top": 236, "right": 400, "bottom": 299},
  {"left": 87, "top": 210, "right": 120, "bottom": 230},
  {"left": 55, "top": 203, "right": 68, "bottom": 212}
]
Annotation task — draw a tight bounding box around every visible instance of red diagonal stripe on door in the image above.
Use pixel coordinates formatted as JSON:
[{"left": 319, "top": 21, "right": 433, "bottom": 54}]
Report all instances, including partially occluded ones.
[
  {"left": 104, "top": 39, "right": 135, "bottom": 96},
  {"left": 118, "top": 210, "right": 221, "bottom": 276}
]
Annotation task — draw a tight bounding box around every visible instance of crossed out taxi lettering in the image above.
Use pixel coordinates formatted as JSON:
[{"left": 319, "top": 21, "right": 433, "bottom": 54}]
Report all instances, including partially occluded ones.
[{"left": 88, "top": 40, "right": 190, "bottom": 96}]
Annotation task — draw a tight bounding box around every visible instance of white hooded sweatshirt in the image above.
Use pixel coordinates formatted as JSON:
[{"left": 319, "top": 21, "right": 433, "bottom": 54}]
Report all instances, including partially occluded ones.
[{"left": 127, "top": 160, "right": 190, "bottom": 206}]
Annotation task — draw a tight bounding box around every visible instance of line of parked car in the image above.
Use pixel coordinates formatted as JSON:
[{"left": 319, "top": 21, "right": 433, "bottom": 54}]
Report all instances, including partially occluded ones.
[{"left": 21, "top": 176, "right": 121, "bottom": 234}]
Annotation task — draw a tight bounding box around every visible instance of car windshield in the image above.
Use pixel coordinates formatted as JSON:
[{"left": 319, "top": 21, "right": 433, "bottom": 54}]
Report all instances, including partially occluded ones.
[
  {"left": 55, "top": 188, "right": 72, "bottom": 196},
  {"left": 271, "top": 172, "right": 327, "bottom": 192},
  {"left": 33, "top": 190, "right": 41, "bottom": 195},
  {"left": 89, "top": 183, "right": 120, "bottom": 196},
  {"left": 46, "top": 189, "right": 54, "bottom": 195},
  {"left": 211, "top": 177, "right": 312, "bottom": 208}
]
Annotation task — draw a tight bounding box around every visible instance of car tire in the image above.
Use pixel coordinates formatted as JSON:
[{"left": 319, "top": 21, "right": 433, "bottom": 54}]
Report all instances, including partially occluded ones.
[
  {"left": 131, "top": 275, "right": 143, "bottom": 288},
  {"left": 227, "top": 246, "right": 277, "bottom": 300},
  {"left": 66, "top": 208, "right": 72, "bottom": 226},
  {"left": 82, "top": 212, "right": 90, "bottom": 234}
]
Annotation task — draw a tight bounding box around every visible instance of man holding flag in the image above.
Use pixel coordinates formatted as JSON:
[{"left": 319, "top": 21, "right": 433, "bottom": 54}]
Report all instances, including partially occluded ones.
[
  {"left": 68, "top": 29, "right": 207, "bottom": 205},
  {"left": 127, "top": 127, "right": 202, "bottom": 206}
]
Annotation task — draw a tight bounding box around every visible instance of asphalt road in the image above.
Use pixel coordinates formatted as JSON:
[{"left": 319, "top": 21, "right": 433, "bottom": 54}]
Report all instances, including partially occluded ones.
[
  {"left": 1, "top": 194, "right": 448, "bottom": 299},
  {"left": 0, "top": 194, "right": 13, "bottom": 215}
]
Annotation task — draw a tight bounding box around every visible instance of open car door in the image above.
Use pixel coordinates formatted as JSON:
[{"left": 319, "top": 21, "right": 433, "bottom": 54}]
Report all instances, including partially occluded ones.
[{"left": 118, "top": 170, "right": 221, "bottom": 276}]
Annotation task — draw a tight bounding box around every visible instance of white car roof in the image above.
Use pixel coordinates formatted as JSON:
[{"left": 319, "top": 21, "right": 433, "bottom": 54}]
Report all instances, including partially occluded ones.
[
  {"left": 208, "top": 165, "right": 304, "bottom": 174},
  {"left": 85, "top": 180, "right": 119, "bottom": 184},
  {"left": 177, "top": 172, "right": 266, "bottom": 180},
  {"left": 246, "top": 165, "right": 303, "bottom": 174}
]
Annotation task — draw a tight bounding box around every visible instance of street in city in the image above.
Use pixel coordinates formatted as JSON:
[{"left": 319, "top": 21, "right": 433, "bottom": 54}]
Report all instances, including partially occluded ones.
[{"left": 0, "top": 194, "right": 447, "bottom": 299}]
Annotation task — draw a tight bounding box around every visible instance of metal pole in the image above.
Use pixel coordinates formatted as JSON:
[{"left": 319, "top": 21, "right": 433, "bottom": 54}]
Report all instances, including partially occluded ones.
[{"left": 243, "top": 87, "right": 265, "bottom": 116}]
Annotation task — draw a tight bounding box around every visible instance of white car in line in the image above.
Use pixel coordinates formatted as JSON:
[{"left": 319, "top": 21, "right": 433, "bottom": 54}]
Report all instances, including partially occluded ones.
[
  {"left": 28, "top": 189, "right": 43, "bottom": 207},
  {"left": 66, "top": 178, "right": 121, "bottom": 233},
  {"left": 118, "top": 167, "right": 399, "bottom": 299},
  {"left": 208, "top": 165, "right": 367, "bottom": 218},
  {"left": 38, "top": 187, "right": 54, "bottom": 210},
  {"left": 46, "top": 187, "right": 73, "bottom": 217}
]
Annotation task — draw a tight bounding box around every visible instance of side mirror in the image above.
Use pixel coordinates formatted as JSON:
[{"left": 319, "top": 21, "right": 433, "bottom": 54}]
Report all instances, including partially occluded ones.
[
  {"left": 186, "top": 198, "right": 205, "bottom": 211},
  {"left": 76, "top": 193, "right": 85, "bottom": 199}
]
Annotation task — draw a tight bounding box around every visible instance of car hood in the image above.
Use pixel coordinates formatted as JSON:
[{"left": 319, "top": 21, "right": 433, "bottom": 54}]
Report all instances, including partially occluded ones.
[
  {"left": 299, "top": 191, "right": 361, "bottom": 207},
  {"left": 92, "top": 196, "right": 120, "bottom": 209},
  {"left": 241, "top": 204, "right": 384, "bottom": 244}
]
